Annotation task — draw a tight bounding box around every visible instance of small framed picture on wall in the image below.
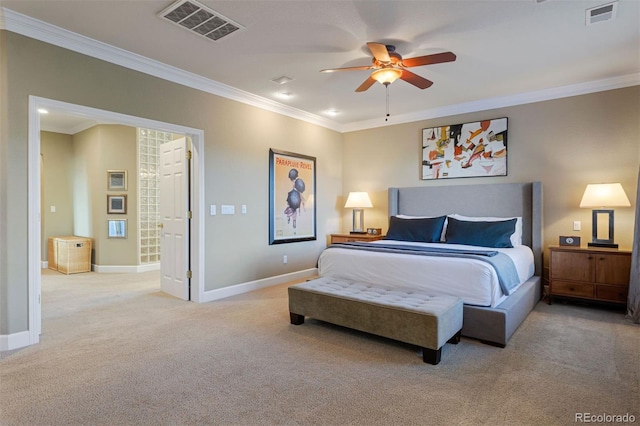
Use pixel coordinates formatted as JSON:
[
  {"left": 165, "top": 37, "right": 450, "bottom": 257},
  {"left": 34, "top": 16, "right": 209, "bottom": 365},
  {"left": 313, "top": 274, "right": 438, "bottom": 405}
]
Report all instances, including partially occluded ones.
[
  {"left": 107, "top": 170, "right": 127, "bottom": 190},
  {"left": 107, "top": 219, "right": 127, "bottom": 238},
  {"left": 107, "top": 194, "right": 127, "bottom": 214}
]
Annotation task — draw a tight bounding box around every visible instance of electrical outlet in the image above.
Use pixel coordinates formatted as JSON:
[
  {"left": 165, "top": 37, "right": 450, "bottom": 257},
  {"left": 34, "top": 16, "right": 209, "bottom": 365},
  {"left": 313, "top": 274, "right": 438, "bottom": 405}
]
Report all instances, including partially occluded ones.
[
  {"left": 210, "top": 205, "right": 216, "bottom": 216},
  {"left": 283, "top": 255, "right": 288, "bottom": 264},
  {"left": 242, "top": 204, "right": 247, "bottom": 214},
  {"left": 573, "top": 221, "right": 581, "bottom": 231}
]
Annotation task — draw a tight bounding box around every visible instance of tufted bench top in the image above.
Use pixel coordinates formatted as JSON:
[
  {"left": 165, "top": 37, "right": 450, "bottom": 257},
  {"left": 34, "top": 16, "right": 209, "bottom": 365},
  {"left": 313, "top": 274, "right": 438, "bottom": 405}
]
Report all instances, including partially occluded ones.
[{"left": 294, "top": 276, "right": 461, "bottom": 317}]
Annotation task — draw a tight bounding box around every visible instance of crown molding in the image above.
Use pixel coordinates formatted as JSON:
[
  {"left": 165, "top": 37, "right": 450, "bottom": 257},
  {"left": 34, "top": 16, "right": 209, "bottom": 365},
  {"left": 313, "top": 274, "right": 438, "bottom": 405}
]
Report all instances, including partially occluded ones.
[
  {"left": 342, "top": 73, "right": 640, "bottom": 132},
  {"left": 2, "top": 7, "right": 638, "bottom": 134},
  {"left": 0, "top": 7, "right": 343, "bottom": 132}
]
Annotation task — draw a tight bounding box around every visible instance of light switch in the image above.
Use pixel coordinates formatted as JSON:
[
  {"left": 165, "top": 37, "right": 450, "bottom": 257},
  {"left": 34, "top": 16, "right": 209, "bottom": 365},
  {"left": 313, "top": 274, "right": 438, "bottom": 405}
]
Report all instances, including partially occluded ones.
[
  {"left": 50, "top": 206, "right": 56, "bottom": 213},
  {"left": 210, "top": 205, "right": 216, "bottom": 216},
  {"left": 573, "top": 221, "right": 581, "bottom": 231},
  {"left": 242, "top": 204, "right": 247, "bottom": 214}
]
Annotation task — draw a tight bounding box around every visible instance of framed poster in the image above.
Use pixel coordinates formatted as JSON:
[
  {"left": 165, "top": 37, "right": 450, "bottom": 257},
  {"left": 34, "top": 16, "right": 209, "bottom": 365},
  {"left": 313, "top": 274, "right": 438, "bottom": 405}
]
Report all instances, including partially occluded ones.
[
  {"left": 107, "top": 170, "right": 128, "bottom": 190},
  {"left": 269, "top": 149, "right": 316, "bottom": 244},
  {"left": 107, "top": 194, "right": 127, "bottom": 214},
  {"left": 421, "top": 117, "right": 508, "bottom": 180},
  {"left": 107, "top": 219, "right": 127, "bottom": 238}
]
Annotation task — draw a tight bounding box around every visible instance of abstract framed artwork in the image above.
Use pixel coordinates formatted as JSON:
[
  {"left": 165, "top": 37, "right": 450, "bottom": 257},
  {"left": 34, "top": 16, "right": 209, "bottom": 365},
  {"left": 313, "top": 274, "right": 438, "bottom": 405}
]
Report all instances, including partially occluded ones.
[
  {"left": 107, "top": 170, "right": 127, "bottom": 190},
  {"left": 421, "top": 117, "right": 508, "bottom": 180},
  {"left": 107, "top": 194, "right": 127, "bottom": 214},
  {"left": 269, "top": 149, "right": 316, "bottom": 245},
  {"left": 107, "top": 219, "right": 127, "bottom": 238}
]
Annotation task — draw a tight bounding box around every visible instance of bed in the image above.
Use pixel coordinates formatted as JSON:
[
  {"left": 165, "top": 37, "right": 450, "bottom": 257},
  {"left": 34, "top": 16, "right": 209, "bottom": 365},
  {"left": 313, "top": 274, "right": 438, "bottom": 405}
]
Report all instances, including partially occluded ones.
[{"left": 318, "top": 182, "right": 543, "bottom": 347}]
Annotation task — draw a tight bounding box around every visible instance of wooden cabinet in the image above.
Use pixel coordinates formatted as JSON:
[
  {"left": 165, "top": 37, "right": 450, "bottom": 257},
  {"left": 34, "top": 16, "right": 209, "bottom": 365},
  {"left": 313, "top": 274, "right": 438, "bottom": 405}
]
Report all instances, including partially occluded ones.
[
  {"left": 330, "top": 233, "right": 384, "bottom": 244},
  {"left": 548, "top": 245, "right": 631, "bottom": 305}
]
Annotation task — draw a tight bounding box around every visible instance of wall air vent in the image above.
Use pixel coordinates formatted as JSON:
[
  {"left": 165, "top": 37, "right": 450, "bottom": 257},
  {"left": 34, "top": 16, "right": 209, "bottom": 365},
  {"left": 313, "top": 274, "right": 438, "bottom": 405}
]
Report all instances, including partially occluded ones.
[
  {"left": 158, "top": 0, "right": 244, "bottom": 41},
  {"left": 586, "top": 2, "right": 618, "bottom": 26}
]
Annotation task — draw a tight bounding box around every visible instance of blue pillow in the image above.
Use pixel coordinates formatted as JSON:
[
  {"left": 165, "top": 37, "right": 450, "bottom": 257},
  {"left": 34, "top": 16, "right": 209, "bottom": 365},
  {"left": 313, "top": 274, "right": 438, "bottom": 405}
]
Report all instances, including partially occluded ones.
[
  {"left": 384, "top": 216, "right": 446, "bottom": 243},
  {"left": 445, "top": 217, "right": 516, "bottom": 248}
]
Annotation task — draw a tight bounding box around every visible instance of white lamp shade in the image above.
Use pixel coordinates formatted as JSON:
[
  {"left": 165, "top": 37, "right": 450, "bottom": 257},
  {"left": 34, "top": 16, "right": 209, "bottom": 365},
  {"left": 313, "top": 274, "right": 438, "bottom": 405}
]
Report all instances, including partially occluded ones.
[
  {"left": 579, "top": 183, "right": 631, "bottom": 208},
  {"left": 344, "top": 192, "right": 373, "bottom": 208},
  {"left": 371, "top": 68, "right": 403, "bottom": 85}
]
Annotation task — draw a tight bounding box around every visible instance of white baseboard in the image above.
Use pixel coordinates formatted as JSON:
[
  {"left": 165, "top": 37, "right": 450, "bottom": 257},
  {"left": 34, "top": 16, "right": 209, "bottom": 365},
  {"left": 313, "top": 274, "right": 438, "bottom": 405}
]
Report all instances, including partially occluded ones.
[
  {"left": 200, "top": 268, "right": 317, "bottom": 303},
  {"left": 43, "top": 261, "right": 160, "bottom": 273},
  {"left": 0, "top": 330, "right": 31, "bottom": 351},
  {"left": 92, "top": 263, "right": 161, "bottom": 273}
]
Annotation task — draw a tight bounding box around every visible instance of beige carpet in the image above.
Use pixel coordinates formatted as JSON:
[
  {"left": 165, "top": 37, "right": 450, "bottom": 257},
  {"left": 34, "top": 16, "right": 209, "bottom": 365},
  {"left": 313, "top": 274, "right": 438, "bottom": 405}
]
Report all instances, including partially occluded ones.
[{"left": 0, "top": 269, "right": 638, "bottom": 425}]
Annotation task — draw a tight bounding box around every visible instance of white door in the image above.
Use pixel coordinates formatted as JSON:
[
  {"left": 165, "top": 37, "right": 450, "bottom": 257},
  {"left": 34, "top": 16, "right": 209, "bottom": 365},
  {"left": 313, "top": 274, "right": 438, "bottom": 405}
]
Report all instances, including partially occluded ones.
[{"left": 159, "top": 137, "right": 190, "bottom": 300}]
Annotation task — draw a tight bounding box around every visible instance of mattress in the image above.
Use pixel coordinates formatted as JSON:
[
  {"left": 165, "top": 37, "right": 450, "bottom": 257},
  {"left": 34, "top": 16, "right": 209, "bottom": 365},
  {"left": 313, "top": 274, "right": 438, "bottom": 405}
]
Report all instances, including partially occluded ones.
[{"left": 317, "top": 240, "right": 535, "bottom": 307}]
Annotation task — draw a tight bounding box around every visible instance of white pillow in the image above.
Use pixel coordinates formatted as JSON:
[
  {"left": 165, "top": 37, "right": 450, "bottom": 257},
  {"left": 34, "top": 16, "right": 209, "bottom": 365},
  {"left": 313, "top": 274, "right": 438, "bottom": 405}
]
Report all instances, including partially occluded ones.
[
  {"left": 395, "top": 215, "right": 448, "bottom": 241},
  {"left": 447, "top": 214, "right": 522, "bottom": 247}
]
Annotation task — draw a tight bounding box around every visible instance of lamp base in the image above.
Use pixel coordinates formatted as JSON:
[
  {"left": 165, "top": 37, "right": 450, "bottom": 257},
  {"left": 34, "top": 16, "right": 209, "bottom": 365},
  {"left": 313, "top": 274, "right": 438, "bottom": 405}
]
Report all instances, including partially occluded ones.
[{"left": 588, "top": 242, "right": 618, "bottom": 249}]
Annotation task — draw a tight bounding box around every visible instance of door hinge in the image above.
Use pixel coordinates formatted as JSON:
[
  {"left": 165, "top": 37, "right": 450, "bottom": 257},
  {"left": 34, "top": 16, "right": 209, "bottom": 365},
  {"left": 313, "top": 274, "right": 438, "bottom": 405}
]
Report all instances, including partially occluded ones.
[
  {"left": 186, "top": 270, "right": 192, "bottom": 279},
  {"left": 186, "top": 150, "right": 192, "bottom": 160},
  {"left": 186, "top": 210, "right": 192, "bottom": 219}
]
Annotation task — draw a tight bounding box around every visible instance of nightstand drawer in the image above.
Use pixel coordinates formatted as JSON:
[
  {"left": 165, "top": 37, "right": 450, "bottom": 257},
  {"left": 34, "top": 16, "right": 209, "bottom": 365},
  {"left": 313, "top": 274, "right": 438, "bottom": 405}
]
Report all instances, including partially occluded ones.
[
  {"left": 596, "top": 285, "right": 628, "bottom": 303},
  {"left": 331, "top": 235, "right": 361, "bottom": 243},
  {"left": 551, "top": 281, "right": 594, "bottom": 298}
]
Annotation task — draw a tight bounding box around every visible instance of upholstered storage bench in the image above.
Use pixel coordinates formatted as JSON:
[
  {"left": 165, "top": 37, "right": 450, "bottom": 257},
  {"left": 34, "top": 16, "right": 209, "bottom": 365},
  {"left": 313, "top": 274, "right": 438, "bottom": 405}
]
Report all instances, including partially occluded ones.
[{"left": 288, "top": 277, "right": 463, "bottom": 365}]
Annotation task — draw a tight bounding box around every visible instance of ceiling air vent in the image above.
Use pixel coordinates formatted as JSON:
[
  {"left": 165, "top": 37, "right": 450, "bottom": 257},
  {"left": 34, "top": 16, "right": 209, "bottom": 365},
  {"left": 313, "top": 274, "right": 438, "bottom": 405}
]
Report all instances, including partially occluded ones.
[
  {"left": 158, "top": 0, "right": 244, "bottom": 41},
  {"left": 586, "top": 2, "right": 618, "bottom": 26}
]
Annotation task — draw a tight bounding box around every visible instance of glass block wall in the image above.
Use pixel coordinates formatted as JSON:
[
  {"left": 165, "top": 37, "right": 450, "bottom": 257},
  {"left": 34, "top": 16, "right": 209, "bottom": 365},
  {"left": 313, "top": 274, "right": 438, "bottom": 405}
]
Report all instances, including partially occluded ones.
[{"left": 138, "top": 128, "right": 171, "bottom": 264}]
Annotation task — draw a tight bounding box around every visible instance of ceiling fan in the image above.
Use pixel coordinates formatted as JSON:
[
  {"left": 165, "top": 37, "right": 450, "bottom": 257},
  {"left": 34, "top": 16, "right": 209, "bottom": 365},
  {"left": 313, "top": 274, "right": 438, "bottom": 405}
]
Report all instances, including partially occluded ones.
[{"left": 321, "top": 42, "right": 456, "bottom": 92}]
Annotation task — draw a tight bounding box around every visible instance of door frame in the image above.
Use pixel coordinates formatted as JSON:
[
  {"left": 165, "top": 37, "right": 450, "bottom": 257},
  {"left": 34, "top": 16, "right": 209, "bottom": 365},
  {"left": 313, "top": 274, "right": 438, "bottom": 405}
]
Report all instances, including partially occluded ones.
[{"left": 28, "top": 96, "right": 206, "bottom": 345}]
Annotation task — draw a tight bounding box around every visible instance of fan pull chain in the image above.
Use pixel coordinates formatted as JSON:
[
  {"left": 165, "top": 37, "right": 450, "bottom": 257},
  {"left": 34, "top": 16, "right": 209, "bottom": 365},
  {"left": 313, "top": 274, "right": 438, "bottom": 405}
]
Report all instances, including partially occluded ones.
[{"left": 385, "top": 82, "right": 390, "bottom": 121}]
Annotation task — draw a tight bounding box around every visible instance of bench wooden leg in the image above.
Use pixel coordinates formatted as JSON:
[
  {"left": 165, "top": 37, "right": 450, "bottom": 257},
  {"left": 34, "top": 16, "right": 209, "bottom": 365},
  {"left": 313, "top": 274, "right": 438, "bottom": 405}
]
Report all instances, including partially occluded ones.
[
  {"left": 448, "top": 330, "right": 462, "bottom": 345},
  {"left": 422, "top": 347, "right": 441, "bottom": 365},
  {"left": 290, "top": 312, "right": 305, "bottom": 325}
]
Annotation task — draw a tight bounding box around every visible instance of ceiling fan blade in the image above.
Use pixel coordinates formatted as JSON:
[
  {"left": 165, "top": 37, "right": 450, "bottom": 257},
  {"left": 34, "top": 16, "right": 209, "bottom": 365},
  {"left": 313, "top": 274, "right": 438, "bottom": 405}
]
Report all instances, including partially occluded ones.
[
  {"left": 401, "top": 52, "right": 457, "bottom": 68},
  {"left": 320, "top": 65, "right": 374, "bottom": 73},
  {"left": 367, "top": 42, "right": 391, "bottom": 63},
  {"left": 400, "top": 69, "right": 434, "bottom": 89},
  {"left": 355, "top": 76, "right": 377, "bottom": 92}
]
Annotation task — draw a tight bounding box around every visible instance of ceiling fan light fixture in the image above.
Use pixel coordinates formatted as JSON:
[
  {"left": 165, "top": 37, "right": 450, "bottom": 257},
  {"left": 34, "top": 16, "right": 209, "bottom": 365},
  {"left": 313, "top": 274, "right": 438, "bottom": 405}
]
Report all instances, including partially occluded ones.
[{"left": 371, "top": 68, "right": 402, "bottom": 85}]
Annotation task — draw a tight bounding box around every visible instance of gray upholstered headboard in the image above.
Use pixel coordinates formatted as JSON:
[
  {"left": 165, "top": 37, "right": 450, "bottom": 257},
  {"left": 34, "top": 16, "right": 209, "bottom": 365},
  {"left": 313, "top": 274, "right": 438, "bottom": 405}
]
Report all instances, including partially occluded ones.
[{"left": 388, "top": 182, "right": 543, "bottom": 275}]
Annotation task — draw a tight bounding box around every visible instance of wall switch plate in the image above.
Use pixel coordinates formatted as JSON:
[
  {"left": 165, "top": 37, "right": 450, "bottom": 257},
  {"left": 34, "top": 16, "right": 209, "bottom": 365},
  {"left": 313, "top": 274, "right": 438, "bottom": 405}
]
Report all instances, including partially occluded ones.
[
  {"left": 573, "top": 221, "right": 581, "bottom": 231},
  {"left": 210, "top": 205, "right": 216, "bottom": 216},
  {"left": 241, "top": 204, "right": 247, "bottom": 214},
  {"left": 221, "top": 205, "right": 235, "bottom": 215},
  {"left": 283, "top": 255, "right": 288, "bottom": 264},
  {"left": 50, "top": 206, "right": 56, "bottom": 213}
]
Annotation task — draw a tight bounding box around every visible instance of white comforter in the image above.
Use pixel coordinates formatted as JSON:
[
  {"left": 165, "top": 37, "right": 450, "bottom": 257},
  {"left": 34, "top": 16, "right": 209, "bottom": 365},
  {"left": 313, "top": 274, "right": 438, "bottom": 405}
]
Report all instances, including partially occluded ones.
[{"left": 317, "top": 240, "right": 535, "bottom": 307}]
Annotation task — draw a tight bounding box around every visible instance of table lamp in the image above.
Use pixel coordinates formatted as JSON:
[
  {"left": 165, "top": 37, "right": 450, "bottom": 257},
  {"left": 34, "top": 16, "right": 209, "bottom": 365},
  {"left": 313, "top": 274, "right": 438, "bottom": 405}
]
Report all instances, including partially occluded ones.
[
  {"left": 344, "top": 192, "right": 373, "bottom": 234},
  {"left": 579, "top": 183, "right": 630, "bottom": 248}
]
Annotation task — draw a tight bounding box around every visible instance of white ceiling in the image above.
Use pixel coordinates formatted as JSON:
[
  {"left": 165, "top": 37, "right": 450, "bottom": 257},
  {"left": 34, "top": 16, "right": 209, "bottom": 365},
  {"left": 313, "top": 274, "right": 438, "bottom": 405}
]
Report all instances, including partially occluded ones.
[{"left": 2, "top": 0, "right": 639, "bottom": 133}]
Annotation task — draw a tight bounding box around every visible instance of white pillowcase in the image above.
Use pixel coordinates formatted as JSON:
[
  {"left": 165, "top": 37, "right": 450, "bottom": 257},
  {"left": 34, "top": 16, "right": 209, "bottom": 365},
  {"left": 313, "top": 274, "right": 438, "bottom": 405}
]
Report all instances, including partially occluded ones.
[{"left": 447, "top": 214, "right": 523, "bottom": 247}]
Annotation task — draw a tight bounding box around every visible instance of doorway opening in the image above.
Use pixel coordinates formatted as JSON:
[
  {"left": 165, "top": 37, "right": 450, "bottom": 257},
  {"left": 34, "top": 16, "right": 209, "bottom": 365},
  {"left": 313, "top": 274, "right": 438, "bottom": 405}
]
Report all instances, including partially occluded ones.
[{"left": 28, "top": 96, "right": 205, "bottom": 346}]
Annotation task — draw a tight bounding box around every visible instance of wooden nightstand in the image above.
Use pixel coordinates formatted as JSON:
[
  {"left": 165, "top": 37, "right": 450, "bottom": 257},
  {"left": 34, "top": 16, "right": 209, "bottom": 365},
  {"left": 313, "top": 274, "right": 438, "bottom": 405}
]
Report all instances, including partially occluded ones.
[
  {"left": 548, "top": 245, "right": 632, "bottom": 306},
  {"left": 330, "top": 233, "right": 384, "bottom": 244}
]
